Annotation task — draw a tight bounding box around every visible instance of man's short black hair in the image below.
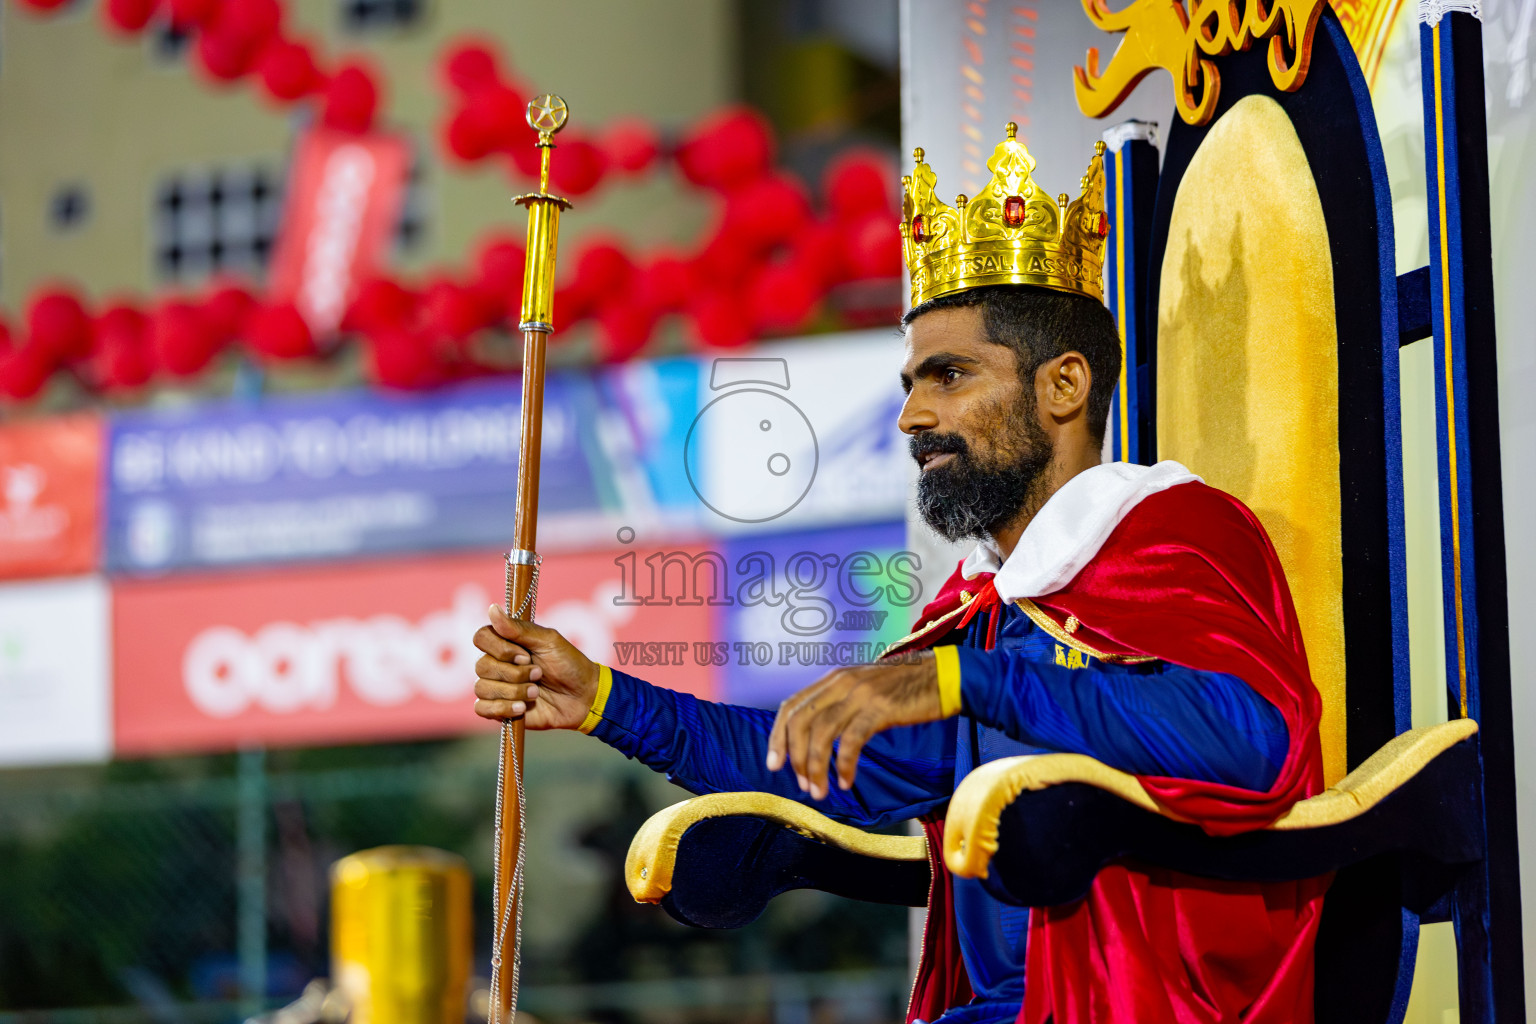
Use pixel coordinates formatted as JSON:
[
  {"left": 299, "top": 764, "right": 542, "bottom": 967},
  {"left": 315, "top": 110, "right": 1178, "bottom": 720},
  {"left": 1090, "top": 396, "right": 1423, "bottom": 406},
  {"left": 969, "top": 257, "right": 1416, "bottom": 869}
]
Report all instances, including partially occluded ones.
[{"left": 901, "top": 285, "right": 1121, "bottom": 442}]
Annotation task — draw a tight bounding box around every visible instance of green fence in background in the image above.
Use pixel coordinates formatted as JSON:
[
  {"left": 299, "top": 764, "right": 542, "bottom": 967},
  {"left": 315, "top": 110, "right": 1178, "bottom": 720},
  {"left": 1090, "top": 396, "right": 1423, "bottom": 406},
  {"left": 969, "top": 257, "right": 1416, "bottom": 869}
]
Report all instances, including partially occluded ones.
[{"left": 0, "top": 734, "right": 910, "bottom": 1024}]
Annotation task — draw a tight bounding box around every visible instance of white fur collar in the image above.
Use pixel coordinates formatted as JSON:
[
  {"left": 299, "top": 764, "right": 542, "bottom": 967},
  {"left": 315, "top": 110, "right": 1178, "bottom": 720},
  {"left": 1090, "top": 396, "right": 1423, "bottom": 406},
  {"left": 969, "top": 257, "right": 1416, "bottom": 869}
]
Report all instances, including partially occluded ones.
[{"left": 960, "top": 460, "right": 1201, "bottom": 601}]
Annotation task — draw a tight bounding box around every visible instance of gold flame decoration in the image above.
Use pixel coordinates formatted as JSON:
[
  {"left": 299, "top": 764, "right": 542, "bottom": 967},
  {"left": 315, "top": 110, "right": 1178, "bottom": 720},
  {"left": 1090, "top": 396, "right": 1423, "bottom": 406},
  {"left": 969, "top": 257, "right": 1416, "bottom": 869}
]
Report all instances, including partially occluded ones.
[{"left": 1074, "top": 0, "right": 1330, "bottom": 125}]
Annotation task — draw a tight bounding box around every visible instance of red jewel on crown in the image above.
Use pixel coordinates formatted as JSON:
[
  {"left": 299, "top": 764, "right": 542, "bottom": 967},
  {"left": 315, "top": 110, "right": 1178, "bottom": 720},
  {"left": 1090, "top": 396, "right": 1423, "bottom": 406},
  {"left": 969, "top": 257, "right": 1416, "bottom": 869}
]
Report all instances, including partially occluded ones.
[
  {"left": 1097, "top": 212, "right": 1110, "bottom": 237},
  {"left": 1003, "top": 195, "right": 1026, "bottom": 227},
  {"left": 911, "top": 214, "right": 928, "bottom": 242}
]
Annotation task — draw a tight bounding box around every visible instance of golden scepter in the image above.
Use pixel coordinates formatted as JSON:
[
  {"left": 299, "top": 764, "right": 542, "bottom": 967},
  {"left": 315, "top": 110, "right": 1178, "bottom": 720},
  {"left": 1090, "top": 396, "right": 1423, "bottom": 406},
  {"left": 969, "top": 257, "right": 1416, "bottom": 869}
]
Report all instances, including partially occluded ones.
[{"left": 490, "top": 92, "right": 571, "bottom": 1024}]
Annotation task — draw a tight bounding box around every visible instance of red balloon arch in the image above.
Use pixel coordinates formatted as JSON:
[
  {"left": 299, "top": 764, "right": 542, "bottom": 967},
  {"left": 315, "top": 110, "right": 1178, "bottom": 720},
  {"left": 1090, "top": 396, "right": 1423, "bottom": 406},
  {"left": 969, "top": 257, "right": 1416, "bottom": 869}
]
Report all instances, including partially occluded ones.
[{"left": 0, "top": 0, "right": 903, "bottom": 398}]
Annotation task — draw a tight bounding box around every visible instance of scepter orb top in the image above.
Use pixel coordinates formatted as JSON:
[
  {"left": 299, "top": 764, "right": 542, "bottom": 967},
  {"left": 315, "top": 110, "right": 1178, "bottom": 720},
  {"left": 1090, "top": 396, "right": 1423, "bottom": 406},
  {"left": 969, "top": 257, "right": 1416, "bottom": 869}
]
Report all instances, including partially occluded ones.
[{"left": 527, "top": 94, "right": 569, "bottom": 136}]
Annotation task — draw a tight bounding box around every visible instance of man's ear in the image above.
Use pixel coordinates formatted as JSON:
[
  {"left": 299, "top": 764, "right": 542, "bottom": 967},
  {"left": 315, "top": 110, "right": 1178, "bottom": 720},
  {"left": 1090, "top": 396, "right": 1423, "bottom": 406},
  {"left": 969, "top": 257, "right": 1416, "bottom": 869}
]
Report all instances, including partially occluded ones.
[{"left": 1038, "top": 351, "right": 1092, "bottom": 423}]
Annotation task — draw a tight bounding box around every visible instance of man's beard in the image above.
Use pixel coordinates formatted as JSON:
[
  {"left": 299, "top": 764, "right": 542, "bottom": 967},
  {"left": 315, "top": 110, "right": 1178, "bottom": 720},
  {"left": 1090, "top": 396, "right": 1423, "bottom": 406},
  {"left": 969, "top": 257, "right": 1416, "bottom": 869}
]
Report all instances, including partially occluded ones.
[{"left": 912, "top": 392, "right": 1055, "bottom": 542}]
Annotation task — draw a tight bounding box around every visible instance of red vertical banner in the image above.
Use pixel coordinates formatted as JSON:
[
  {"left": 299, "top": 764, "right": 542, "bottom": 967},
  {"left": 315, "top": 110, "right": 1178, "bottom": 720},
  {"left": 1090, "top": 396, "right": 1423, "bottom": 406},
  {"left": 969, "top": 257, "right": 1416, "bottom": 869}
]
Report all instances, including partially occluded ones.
[
  {"left": 267, "top": 129, "right": 411, "bottom": 337},
  {"left": 0, "top": 414, "right": 102, "bottom": 579}
]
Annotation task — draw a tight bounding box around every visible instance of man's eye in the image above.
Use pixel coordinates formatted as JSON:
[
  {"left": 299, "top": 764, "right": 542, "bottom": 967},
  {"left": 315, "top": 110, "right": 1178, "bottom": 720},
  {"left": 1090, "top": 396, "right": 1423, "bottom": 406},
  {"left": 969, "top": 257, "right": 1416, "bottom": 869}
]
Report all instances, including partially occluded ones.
[{"left": 942, "top": 368, "right": 962, "bottom": 385}]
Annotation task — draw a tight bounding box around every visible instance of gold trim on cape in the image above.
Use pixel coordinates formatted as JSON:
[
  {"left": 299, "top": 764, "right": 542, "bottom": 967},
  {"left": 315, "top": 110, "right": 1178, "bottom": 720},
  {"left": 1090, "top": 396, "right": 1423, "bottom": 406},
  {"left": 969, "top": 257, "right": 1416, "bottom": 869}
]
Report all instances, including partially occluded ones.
[{"left": 1012, "top": 597, "right": 1157, "bottom": 664}]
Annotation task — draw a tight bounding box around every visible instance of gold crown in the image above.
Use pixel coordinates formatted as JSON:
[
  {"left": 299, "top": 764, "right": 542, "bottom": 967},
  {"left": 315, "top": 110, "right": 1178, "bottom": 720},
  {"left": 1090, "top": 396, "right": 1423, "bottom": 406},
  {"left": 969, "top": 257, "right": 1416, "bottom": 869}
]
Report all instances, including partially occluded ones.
[{"left": 901, "top": 124, "right": 1109, "bottom": 307}]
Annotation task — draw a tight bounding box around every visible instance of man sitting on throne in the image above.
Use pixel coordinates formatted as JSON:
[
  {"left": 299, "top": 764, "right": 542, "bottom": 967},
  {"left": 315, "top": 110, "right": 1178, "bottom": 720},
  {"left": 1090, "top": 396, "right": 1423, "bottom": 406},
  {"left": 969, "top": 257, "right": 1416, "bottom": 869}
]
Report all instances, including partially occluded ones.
[{"left": 472, "top": 128, "right": 1327, "bottom": 1024}]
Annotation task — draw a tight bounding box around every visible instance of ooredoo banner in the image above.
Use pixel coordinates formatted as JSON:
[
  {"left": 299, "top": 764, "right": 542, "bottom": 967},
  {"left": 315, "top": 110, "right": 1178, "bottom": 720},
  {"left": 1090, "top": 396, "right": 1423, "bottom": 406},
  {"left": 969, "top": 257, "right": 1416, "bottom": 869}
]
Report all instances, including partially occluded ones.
[
  {"left": 112, "top": 547, "right": 716, "bottom": 756},
  {"left": 0, "top": 414, "right": 102, "bottom": 580}
]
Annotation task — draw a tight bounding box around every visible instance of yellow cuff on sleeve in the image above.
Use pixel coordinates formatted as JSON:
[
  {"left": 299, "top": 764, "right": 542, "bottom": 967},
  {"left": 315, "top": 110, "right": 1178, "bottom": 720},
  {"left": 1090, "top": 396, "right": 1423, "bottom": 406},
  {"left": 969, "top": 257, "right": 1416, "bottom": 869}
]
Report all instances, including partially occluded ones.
[
  {"left": 934, "top": 646, "right": 962, "bottom": 718},
  {"left": 578, "top": 664, "right": 614, "bottom": 734}
]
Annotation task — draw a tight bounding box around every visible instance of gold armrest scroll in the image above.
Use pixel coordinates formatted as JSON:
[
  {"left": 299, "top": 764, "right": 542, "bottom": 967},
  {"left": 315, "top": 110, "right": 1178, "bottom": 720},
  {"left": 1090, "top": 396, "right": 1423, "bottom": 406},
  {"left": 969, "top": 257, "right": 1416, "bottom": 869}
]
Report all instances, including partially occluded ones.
[
  {"left": 626, "top": 791, "right": 927, "bottom": 904},
  {"left": 944, "top": 718, "right": 1480, "bottom": 879}
]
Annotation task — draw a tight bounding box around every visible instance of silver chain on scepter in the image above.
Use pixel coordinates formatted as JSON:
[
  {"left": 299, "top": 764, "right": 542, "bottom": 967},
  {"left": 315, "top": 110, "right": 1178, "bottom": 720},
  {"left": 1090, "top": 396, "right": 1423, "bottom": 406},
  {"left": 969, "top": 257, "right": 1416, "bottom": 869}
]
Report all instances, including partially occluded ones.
[{"left": 489, "top": 548, "right": 541, "bottom": 1024}]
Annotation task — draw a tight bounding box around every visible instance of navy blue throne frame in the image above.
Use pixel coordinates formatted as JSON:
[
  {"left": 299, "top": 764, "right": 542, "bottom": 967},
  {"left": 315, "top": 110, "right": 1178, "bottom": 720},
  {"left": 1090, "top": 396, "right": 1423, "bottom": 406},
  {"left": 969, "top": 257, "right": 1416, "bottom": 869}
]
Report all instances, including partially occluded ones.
[{"left": 1095, "top": 4, "right": 1523, "bottom": 1021}]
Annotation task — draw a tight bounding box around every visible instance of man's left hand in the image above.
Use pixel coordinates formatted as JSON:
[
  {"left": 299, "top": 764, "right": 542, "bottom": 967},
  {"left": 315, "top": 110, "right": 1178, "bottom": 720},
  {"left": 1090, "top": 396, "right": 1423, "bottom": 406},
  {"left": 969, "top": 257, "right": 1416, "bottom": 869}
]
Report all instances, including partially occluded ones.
[{"left": 766, "top": 653, "right": 943, "bottom": 800}]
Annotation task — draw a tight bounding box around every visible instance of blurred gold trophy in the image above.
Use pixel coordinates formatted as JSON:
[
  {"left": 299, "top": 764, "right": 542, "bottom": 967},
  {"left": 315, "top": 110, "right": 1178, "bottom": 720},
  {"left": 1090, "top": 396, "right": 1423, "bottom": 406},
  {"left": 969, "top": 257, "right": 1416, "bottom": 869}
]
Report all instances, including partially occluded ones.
[{"left": 330, "top": 846, "right": 474, "bottom": 1024}]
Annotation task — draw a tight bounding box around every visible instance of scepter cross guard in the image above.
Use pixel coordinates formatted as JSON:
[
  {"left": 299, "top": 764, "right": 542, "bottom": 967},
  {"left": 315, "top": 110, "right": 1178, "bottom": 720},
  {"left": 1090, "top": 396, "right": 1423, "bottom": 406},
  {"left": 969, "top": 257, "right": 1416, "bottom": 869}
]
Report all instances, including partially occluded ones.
[{"left": 489, "top": 93, "right": 574, "bottom": 1024}]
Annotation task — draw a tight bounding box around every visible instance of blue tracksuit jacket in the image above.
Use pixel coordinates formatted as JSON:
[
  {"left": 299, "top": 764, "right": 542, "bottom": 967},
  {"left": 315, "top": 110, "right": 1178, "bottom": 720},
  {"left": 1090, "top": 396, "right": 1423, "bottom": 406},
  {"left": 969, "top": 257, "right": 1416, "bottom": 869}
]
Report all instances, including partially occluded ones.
[{"left": 587, "top": 600, "right": 1289, "bottom": 1024}]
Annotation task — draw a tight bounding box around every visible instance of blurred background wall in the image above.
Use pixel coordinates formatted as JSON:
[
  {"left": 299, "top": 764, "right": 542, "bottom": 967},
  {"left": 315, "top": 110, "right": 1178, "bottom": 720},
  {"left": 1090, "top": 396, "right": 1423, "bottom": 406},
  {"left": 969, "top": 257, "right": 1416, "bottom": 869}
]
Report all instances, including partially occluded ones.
[
  {"left": 0, "top": 1, "right": 919, "bottom": 1021},
  {"left": 0, "top": 0, "right": 732, "bottom": 319}
]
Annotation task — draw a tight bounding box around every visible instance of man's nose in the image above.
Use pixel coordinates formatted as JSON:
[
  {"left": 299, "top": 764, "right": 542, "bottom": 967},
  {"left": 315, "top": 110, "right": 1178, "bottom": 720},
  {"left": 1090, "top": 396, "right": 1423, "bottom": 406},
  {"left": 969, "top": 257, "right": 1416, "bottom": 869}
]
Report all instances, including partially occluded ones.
[{"left": 898, "top": 390, "right": 939, "bottom": 435}]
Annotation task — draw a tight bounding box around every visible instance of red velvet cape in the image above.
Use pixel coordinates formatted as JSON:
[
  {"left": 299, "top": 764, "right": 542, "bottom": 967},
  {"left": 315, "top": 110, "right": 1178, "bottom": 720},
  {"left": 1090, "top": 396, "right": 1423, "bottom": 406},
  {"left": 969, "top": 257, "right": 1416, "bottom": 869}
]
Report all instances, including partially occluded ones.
[{"left": 897, "top": 481, "right": 1327, "bottom": 1024}]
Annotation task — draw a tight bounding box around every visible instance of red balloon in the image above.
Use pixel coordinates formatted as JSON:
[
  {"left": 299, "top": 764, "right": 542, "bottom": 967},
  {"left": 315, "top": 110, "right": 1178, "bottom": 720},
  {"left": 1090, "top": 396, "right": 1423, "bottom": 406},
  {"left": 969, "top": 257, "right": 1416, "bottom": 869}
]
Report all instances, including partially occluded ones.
[
  {"left": 551, "top": 138, "right": 608, "bottom": 197},
  {"left": 792, "top": 218, "right": 849, "bottom": 287},
  {"left": 552, "top": 283, "right": 596, "bottom": 327},
  {"left": 0, "top": 346, "right": 52, "bottom": 401},
  {"left": 322, "top": 62, "right": 380, "bottom": 134},
  {"left": 842, "top": 213, "right": 903, "bottom": 280},
  {"left": 723, "top": 173, "right": 811, "bottom": 250},
  {"left": 604, "top": 117, "right": 660, "bottom": 175},
  {"left": 209, "top": 0, "right": 279, "bottom": 52},
  {"left": 675, "top": 107, "right": 774, "bottom": 191},
  {"left": 749, "top": 261, "right": 820, "bottom": 334},
  {"left": 104, "top": 0, "right": 160, "bottom": 33},
  {"left": 824, "top": 149, "right": 896, "bottom": 223},
  {"left": 444, "top": 106, "right": 493, "bottom": 162},
  {"left": 246, "top": 303, "right": 315, "bottom": 360},
  {"left": 204, "top": 282, "right": 255, "bottom": 342},
  {"left": 689, "top": 290, "right": 753, "bottom": 349},
  {"left": 422, "top": 279, "right": 491, "bottom": 340},
  {"left": 446, "top": 86, "right": 527, "bottom": 160},
  {"left": 167, "top": 0, "right": 216, "bottom": 27},
  {"left": 481, "top": 88, "right": 531, "bottom": 143},
  {"left": 0, "top": 314, "right": 17, "bottom": 399},
  {"left": 508, "top": 142, "right": 543, "bottom": 179},
  {"left": 26, "top": 288, "right": 92, "bottom": 361},
  {"left": 441, "top": 39, "right": 502, "bottom": 95},
  {"left": 474, "top": 237, "right": 525, "bottom": 311},
  {"left": 96, "top": 304, "right": 148, "bottom": 341},
  {"left": 692, "top": 230, "right": 757, "bottom": 289},
  {"left": 93, "top": 304, "right": 154, "bottom": 389},
  {"left": 256, "top": 37, "right": 323, "bottom": 103},
  {"left": 14, "top": 0, "right": 73, "bottom": 13},
  {"left": 151, "top": 302, "right": 218, "bottom": 376},
  {"left": 100, "top": 341, "right": 155, "bottom": 390},
  {"left": 634, "top": 254, "right": 693, "bottom": 313},
  {"left": 194, "top": 29, "right": 253, "bottom": 82},
  {"left": 345, "top": 278, "right": 417, "bottom": 333},
  {"left": 367, "top": 327, "right": 442, "bottom": 390},
  {"left": 596, "top": 303, "right": 656, "bottom": 363},
  {"left": 573, "top": 239, "right": 634, "bottom": 298}
]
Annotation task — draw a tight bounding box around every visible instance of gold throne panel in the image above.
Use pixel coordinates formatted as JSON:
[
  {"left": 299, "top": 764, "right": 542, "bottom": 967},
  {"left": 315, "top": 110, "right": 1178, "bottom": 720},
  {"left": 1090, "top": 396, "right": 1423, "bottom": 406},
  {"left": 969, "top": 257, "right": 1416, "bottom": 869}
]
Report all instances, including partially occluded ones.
[{"left": 1156, "top": 94, "right": 1347, "bottom": 786}]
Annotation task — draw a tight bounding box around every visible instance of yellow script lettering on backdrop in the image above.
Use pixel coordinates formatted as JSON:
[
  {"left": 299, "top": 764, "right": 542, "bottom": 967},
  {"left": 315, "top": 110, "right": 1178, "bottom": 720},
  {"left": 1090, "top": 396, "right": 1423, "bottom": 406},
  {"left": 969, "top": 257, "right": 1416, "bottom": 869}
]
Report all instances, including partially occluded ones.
[{"left": 1074, "top": 0, "right": 1330, "bottom": 125}]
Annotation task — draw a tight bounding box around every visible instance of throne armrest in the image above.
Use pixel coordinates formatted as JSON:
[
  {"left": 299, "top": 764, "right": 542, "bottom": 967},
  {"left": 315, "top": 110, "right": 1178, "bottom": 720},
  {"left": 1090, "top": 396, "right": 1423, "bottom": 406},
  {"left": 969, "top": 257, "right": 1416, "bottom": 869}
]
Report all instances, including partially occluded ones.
[
  {"left": 943, "top": 719, "right": 1483, "bottom": 907},
  {"left": 625, "top": 792, "right": 929, "bottom": 929}
]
